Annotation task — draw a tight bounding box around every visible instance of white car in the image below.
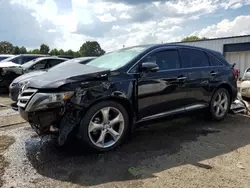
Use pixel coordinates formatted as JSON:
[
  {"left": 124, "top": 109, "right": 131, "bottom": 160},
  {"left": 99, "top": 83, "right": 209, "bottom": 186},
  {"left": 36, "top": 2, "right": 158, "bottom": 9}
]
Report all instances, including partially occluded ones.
[
  {"left": 240, "top": 71, "right": 250, "bottom": 98},
  {"left": 0, "top": 54, "right": 14, "bottom": 61}
]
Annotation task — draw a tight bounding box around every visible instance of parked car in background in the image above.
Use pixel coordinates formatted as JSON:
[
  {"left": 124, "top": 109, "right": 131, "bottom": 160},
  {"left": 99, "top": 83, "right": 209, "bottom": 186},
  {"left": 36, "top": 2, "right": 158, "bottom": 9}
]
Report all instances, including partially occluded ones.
[
  {"left": 18, "top": 56, "right": 68, "bottom": 75},
  {"left": 240, "top": 69, "right": 250, "bottom": 99},
  {"left": 17, "top": 44, "right": 237, "bottom": 152},
  {"left": 0, "top": 54, "right": 50, "bottom": 90},
  {"left": 0, "top": 54, "right": 14, "bottom": 61},
  {"left": 10, "top": 57, "right": 96, "bottom": 108},
  {"left": 1, "top": 54, "right": 49, "bottom": 66}
]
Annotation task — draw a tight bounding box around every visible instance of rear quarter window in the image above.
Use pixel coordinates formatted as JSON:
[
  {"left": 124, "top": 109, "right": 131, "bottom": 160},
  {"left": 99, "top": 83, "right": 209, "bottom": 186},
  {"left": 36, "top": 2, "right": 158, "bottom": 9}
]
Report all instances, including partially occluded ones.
[
  {"left": 179, "top": 48, "right": 209, "bottom": 68},
  {"left": 207, "top": 53, "right": 224, "bottom": 66}
]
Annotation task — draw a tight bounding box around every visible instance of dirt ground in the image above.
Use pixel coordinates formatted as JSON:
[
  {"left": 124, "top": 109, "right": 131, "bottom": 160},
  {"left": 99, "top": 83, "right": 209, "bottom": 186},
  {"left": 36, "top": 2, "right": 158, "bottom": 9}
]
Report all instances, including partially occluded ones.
[{"left": 1, "top": 96, "right": 250, "bottom": 187}]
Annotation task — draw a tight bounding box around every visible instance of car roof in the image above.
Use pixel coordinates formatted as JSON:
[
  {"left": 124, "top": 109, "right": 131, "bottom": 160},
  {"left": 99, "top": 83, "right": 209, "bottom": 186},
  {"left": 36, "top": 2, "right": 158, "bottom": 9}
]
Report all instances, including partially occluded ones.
[
  {"left": 0, "top": 54, "right": 14, "bottom": 57},
  {"left": 19, "top": 54, "right": 49, "bottom": 56},
  {"left": 73, "top": 57, "right": 97, "bottom": 61},
  {"left": 123, "top": 43, "right": 222, "bottom": 55},
  {"left": 33, "top": 56, "right": 68, "bottom": 61}
]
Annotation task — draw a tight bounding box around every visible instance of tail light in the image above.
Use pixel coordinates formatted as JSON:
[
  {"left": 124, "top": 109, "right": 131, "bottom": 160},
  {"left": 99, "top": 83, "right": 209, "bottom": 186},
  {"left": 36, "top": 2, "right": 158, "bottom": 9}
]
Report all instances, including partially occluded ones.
[{"left": 233, "top": 68, "right": 238, "bottom": 79}]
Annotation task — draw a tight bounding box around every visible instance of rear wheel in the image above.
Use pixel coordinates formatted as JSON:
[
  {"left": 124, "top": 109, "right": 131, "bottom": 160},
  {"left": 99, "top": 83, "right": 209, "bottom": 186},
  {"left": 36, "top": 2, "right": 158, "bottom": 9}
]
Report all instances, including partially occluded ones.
[
  {"left": 209, "top": 88, "right": 230, "bottom": 121},
  {"left": 77, "top": 101, "right": 129, "bottom": 152}
]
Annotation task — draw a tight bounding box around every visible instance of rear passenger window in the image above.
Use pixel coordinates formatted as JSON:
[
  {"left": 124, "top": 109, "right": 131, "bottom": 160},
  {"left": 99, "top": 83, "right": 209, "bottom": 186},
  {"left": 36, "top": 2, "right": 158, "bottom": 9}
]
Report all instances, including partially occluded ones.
[
  {"left": 208, "top": 54, "right": 223, "bottom": 66},
  {"left": 143, "top": 50, "right": 180, "bottom": 70},
  {"left": 180, "top": 49, "right": 209, "bottom": 68}
]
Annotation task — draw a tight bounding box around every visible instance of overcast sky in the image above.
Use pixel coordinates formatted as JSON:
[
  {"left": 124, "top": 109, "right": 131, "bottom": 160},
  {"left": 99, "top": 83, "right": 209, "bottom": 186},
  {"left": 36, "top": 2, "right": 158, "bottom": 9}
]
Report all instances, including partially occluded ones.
[{"left": 1, "top": 0, "right": 250, "bottom": 52}]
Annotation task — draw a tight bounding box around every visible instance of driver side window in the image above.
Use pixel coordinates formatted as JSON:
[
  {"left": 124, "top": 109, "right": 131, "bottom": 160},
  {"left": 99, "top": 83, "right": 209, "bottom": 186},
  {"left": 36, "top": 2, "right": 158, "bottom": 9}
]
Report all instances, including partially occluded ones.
[
  {"left": 130, "top": 49, "right": 180, "bottom": 73},
  {"left": 30, "top": 60, "right": 47, "bottom": 70}
]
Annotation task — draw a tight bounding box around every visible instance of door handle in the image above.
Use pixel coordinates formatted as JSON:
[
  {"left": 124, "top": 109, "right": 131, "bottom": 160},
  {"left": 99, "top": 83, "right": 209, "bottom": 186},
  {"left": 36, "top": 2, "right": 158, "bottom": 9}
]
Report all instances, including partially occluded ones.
[{"left": 210, "top": 71, "right": 218, "bottom": 76}]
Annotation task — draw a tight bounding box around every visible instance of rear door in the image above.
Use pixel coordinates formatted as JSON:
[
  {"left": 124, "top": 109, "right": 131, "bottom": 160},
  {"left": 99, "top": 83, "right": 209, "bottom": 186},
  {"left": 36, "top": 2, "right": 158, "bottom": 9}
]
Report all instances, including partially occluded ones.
[
  {"left": 137, "top": 48, "right": 188, "bottom": 120},
  {"left": 178, "top": 48, "right": 212, "bottom": 109}
]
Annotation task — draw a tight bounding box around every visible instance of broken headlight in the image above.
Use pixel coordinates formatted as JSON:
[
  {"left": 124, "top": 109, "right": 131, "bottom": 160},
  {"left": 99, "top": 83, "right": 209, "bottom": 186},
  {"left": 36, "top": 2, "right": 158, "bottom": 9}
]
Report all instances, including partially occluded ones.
[{"left": 25, "top": 91, "right": 74, "bottom": 112}]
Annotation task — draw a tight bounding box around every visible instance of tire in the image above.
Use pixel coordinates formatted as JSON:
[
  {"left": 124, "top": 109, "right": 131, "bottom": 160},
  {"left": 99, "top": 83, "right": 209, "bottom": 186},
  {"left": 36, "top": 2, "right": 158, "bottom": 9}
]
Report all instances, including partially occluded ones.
[
  {"left": 77, "top": 101, "right": 129, "bottom": 152},
  {"left": 209, "top": 88, "right": 230, "bottom": 121}
]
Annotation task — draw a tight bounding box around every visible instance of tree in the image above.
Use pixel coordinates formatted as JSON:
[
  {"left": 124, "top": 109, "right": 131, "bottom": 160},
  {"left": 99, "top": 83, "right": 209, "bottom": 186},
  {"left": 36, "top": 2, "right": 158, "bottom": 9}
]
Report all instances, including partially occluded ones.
[
  {"left": 40, "top": 44, "right": 50, "bottom": 54},
  {"left": 0, "top": 41, "right": 14, "bottom": 54},
  {"left": 58, "top": 49, "right": 65, "bottom": 55},
  {"left": 12, "top": 46, "right": 20, "bottom": 55},
  {"left": 181, "top": 36, "right": 201, "bottom": 42},
  {"left": 31, "top": 49, "right": 40, "bottom": 54},
  {"left": 201, "top": 37, "right": 209, "bottom": 40},
  {"left": 79, "top": 41, "right": 105, "bottom": 57},
  {"left": 73, "top": 51, "right": 81, "bottom": 58},
  {"left": 19, "top": 46, "right": 27, "bottom": 54},
  {"left": 50, "top": 48, "right": 59, "bottom": 56},
  {"left": 65, "top": 49, "right": 74, "bottom": 56}
]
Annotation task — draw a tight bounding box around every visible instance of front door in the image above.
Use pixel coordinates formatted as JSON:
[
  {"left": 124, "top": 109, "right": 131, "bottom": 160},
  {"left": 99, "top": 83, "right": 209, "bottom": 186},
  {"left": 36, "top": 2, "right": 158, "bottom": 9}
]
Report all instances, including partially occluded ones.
[{"left": 137, "top": 48, "right": 188, "bottom": 120}]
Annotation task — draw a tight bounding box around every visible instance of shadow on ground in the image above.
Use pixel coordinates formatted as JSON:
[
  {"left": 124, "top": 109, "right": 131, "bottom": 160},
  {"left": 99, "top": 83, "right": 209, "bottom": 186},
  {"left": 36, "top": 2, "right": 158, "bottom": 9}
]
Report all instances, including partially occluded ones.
[{"left": 25, "top": 114, "right": 250, "bottom": 186}]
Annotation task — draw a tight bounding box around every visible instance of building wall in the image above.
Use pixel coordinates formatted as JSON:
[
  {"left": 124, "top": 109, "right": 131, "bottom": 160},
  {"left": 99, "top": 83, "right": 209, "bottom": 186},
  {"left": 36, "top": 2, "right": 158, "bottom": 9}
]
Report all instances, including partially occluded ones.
[
  {"left": 176, "top": 35, "right": 250, "bottom": 77},
  {"left": 225, "top": 51, "right": 250, "bottom": 77},
  {"left": 176, "top": 35, "right": 250, "bottom": 53}
]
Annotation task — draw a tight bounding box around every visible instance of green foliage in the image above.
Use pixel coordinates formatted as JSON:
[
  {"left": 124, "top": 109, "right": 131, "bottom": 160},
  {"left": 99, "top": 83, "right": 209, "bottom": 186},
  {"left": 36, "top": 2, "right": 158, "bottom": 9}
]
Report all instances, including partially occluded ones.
[
  {"left": 0, "top": 41, "right": 14, "bottom": 54},
  {"left": 0, "top": 41, "right": 105, "bottom": 58},
  {"left": 19, "top": 46, "right": 27, "bottom": 54},
  {"left": 79, "top": 41, "right": 105, "bottom": 57},
  {"left": 31, "top": 49, "right": 40, "bottom": 54},
  {"left": 50, "top": 48, "right": 59, "bottom": 56},
  {"left": 40, "top": 44, "right": 50, "bottom": 54},
  {"left": 12, "top": 46, "right": 20, "bottom": 55},
  {"left": 58, "top": 49, "right": 65, "bottom": 55},
  {"left": 181, "top": 36, "right": 201, "bottom": 42}
]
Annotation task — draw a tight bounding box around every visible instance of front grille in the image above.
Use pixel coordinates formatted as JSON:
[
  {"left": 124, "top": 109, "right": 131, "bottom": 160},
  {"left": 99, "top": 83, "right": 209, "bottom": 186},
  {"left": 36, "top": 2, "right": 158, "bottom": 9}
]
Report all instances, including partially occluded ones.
[{"left": 17, "top": 88, "right": 37, "bottom": 108}]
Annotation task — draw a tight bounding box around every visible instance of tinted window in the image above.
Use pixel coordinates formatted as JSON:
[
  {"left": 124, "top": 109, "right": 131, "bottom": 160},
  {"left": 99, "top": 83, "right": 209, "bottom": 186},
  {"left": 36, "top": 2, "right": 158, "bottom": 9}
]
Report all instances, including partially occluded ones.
[
  {"left": 31, "top": 60, "right": 47, "bottom": 70},
  {"left": 12, "top": 56, "right": 22, "bottom": 64},
  {"left": 43, "top": 59, "right": 65, "bottom": 69},
  {"left": 142, "top": 50, "right": 180, "bottom": 70},
  {"left": 0, "top": 57, "right": 9, "bottom": 61},
  {"left": 208, "top": 54, "right": 223, "bottom": 66},
  {"left": 23, "top": 56, "right": 38, "bottom": 64},
  {"left": 180, "top": 49, "right": 209, "bottom": 68}
]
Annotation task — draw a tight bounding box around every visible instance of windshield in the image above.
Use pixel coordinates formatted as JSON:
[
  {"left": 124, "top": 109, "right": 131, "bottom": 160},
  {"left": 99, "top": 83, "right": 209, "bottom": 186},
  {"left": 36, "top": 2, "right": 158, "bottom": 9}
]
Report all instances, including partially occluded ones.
[
  {"left": 243, "top": 72, "right": 250, "bottom": 81},
  {"left": 1, "top": 55, "right": 19, "bottom": 63},
  {"left": 86, "top": 46, "right": 148, "bottom": 70},
  {"left": 0, "top": 56, "right": 11, "bottom": 61}
]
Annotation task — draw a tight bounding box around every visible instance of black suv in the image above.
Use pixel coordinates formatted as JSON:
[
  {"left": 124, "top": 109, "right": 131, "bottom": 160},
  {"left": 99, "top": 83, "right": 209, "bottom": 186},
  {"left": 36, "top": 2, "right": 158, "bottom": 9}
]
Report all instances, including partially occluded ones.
[{"left": 17, "top": 44, "right": 237, "bottom": 151}]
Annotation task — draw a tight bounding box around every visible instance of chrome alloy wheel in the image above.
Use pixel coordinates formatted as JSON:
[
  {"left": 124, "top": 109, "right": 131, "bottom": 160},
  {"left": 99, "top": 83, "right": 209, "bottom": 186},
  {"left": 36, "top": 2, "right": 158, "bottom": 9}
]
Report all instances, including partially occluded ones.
[
  {"left": 88, "top": 107, "right": 125, "bottom": 148},
  {"left": 213, "top": 91, "right": 229, "bottom": 117}
]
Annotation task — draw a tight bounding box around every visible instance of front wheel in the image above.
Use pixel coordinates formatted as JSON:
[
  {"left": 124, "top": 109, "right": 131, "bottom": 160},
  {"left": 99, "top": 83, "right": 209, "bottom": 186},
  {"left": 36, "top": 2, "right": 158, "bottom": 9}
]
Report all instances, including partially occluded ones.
[
  {"left": 77, "top": 101, "right": 129, "bottom": 152},
  {"left": 209, "top": 88, "right": 230, "bottom": 121}
]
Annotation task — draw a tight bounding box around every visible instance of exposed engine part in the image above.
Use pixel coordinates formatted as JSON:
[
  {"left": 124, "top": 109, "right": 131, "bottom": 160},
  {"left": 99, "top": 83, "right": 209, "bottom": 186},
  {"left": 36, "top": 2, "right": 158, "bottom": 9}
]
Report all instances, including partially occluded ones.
[{"left": 230, "top": 95, "right": 250, "bottom": 115}]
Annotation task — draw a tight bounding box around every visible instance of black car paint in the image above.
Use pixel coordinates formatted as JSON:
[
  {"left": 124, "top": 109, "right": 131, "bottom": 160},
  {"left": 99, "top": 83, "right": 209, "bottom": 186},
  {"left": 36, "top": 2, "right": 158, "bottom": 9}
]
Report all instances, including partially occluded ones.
[{"left": 18, "top": 44, "right": 237, "bottom": 145}]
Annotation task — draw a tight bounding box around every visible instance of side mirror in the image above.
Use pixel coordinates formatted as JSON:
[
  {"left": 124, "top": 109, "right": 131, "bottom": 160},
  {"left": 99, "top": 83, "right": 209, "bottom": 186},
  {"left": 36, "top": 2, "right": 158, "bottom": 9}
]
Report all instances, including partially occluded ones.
[{"left": 141, "top": 62, "right": 159, "bottom": 73}]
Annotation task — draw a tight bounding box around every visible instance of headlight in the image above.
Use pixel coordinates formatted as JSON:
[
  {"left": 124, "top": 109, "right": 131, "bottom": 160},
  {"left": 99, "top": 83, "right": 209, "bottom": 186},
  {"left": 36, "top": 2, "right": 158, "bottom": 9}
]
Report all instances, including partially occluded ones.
[
  {"left": 25, "top": 91, "right": 74, "bottom": 112},
  {"left": 19, "top": 80, "right": 30, "bottom": 88}
]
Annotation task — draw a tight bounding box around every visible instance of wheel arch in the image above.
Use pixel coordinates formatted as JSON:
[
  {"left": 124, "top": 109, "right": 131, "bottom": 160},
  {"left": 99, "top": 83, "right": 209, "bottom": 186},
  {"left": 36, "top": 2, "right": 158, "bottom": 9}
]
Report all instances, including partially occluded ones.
[
  {"left": 81, "top": 96, "right": 135, "bottom": 126},
  {"left": 216, "top": 83, "right": 233, "bottom": 103}
]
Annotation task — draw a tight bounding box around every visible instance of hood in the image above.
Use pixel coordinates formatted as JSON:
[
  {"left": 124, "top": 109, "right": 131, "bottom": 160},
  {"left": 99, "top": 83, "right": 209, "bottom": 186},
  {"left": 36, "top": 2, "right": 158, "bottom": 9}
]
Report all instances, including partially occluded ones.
[
  {"left": 28, "top": 64, "right": 110, "bottom": 89},
  {"left": 0, "top": 61, "right": 19, "bottom": 68},
  {"left": 12, "top": 70, "right": 45, "bottom": 84}
]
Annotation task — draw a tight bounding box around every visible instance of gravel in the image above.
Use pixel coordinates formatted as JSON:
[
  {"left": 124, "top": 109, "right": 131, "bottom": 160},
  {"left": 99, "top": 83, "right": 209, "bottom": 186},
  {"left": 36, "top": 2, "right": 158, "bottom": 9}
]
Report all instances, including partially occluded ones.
[{"left": 1, "top": 114, "right": 250, "bottom": 188}]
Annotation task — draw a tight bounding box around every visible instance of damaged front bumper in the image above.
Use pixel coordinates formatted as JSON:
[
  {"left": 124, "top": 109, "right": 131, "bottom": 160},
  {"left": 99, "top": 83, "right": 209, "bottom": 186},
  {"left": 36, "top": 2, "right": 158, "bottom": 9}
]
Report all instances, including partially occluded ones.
[{"left": 19, "top": 106, "right": 63, "bottom": 135}]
